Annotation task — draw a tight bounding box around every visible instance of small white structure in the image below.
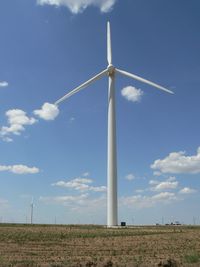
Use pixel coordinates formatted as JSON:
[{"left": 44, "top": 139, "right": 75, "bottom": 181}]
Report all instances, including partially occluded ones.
[{"left": 55, "top": 22, "right": 173, "bottom": 227}]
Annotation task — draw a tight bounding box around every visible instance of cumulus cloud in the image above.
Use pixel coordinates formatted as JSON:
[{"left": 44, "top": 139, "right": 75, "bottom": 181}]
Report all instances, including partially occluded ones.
[
  {"left": 155, "top": 181, "right": 178, "bottom": 191},
  {"left": 37, "top": 0, "right": 116, "bottom": 14},
  {"left": 34, "top": 102, "right": 59, "bottom": 121},
  {"left": 41, "top": 187, "right": 193, "bottom": 212},
  {"left": 151, "top": 181, "right": 178, "bottom": 191},
  {"left": 0, "top": 81, "right": 8, "bottom": 87},
  {"left": 135, "top": 189, "right": 145, "bottom": 193},
  {"left": 149, "top": 180, "right": 159, "bottom": 185},
  {"left": 179, "top": 187, "right": 197, "bottom": 194},
  {"left": 153, "top": 171, "right": 162, "bottom": 176},
  {"left": 121, "top": 86, "right": 143, "bottom": 102},
  {"left": 40, "top": 193, "right": 89, "bottom": 206},
  {"left": 0, "top": 104, "right": 59, "bottom": 142},
  {"left": 120, "top": 191, "right": 177, "bottom": 209},
  {"left": 0, "top": 164, "right": 39, "bottom": 174},
  {"left": 40, "top": 193, "right": 106, "bottom": 213},
  {"left": 151, "top": 147, "right": 200, "bottom": 174},
  {"left": 1, "top": 137, "right": 13, "bottom": 143},
  {"left": 151, "top": 192, "right": 176, "bottom": 201},
  {"left": 83, "top": 172, "right": 90, "bottom": 177},
  {"left": 167, "top": 176, "right": 176, "bottom": 181},
  {"left": 6, "top": 109, "right": 36, "bottom": 126},
  {"left": 149, "top": 176, "right": 178, "bottom": 191},
  {"left": 125, "top": 173, "right": 135, "bottom": 181},
  {"left": 52, "top": 177, "right": 107, "bottom": 192},
  {"left": 0, "top": 109, "right": 37, "bottom": 142}
]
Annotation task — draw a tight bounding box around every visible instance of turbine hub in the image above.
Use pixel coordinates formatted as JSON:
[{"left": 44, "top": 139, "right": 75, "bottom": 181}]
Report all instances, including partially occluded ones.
[{"left": 107, "top": 64, "right": 115, "bottom": 75}]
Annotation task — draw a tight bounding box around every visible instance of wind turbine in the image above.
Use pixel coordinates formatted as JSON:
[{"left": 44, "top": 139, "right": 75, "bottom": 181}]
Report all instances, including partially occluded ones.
[
  {"left": 55, "top": 22, "right": 173, "bottom": 227},
  {"left": 30, "top": 197, "right": 34, "bottom": 224}
]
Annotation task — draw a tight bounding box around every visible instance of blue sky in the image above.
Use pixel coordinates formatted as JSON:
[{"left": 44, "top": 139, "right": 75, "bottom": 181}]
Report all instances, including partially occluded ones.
[{"left": 0, "top": 0, "right": 200, "bottom": 225}]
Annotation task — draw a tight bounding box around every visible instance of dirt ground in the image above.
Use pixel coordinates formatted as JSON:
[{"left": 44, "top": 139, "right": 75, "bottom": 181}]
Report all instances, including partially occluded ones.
[{"left": 0, "top": 224, "right": 200, "bottom": 267}]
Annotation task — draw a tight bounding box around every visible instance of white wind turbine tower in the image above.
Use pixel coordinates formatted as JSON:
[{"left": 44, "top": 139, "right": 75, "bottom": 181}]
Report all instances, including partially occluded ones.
[
  {"left": 30, "top": 197, "right": 34, "bottom": 224},
  {"left": 55, "top": 22, "right": 173, "bottom": 227}
]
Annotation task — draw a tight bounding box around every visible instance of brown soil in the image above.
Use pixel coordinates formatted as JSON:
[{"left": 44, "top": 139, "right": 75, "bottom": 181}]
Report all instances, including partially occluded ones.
[{"left": 0, "top": 224, "right": 199, "bottom": 266}]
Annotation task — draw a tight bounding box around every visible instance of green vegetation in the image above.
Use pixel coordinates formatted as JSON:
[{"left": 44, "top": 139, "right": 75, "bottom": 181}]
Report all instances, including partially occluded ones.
[
  {"left": 0, "top": 223, "right": 187, "bottom": 242},
  {"left": 184, "top": 252, "right": 200, "bottom": 264}
]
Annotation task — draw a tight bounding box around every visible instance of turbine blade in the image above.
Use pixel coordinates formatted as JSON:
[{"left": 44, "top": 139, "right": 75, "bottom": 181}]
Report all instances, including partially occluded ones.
[
  {"left": 55, "top": 69, "right": 108, "bottom": 105},
  {"left": 116, "top": 68, "right": 174, "bottom": 94},
  {"left": 107, "top": 21, "right": 112, "bottom": 65}
]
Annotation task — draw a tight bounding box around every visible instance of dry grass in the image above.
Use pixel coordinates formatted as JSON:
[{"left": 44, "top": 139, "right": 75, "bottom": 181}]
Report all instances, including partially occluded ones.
[{"left": 0, "top": 224, "right": 199, "bottom": 266}]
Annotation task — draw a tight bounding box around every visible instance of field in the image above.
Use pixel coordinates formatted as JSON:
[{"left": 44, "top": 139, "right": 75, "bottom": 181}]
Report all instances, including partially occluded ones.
[{"left": 0, "top": 224, "right": 200, "bottom": 267}]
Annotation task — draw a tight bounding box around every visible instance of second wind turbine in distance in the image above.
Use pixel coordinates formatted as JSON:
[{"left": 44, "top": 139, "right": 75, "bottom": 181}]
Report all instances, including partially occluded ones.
[{"left": 55, "top": 22, "right": 173, "bottom": 227}]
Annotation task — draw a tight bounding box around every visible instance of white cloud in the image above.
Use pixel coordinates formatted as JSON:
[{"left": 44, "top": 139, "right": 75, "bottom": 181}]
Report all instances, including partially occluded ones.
[
  {"left": 0, "top": 164, "right": 39, "bottom": 174},
  {"left": 89, "top": 185, "right": 107, "bottom": 192},
  {"left": 83, "top": 172, "right": 90, "bottom": 177},
  {"left": 42, "top": 189, "right": 183, "bottom": 212},
  {"left": 1, "top": 137, "right": 13, "bottom": 143},
  {"left": 0, "top": 109, "right": 37, "bottom": 142},
  {"left": 40, "top": 193, "right": 106, "bottom": 213},
  {"left": 121, "top": 86, "right": 143, "bottom": 102},
  {"left": 99, "top": 0, "right": 115, "bottom": 12},
  {"left": 37, "top": 0, "right": 116, "bottom": 14},
  {"left": 179, "top": 187, "right": 197, "bottom": 194},
  {"left": 125, "top": 173, "right": 135, "bottom": 181},
  {"left": 71, "top": 194, "right": 106, "bottom": 212},
  {"left": 151, "top": 192, "right": 176, "bottom": 201},
  {"left": 0, "top": 104, "right": 59, "bottom": 142},
  {"left": 120, "top": 191, "right": 177, "bottom": 209},
  {"left": 149, "top": 180, "right": 159, "bottom": 185},
  {"left": 151, "top": 147, "right": 200, "bottom": 174},
  {"left": 1, "top": 124, "right": 24, "bottom": 136},
  {"left": 34, "top": 102, "right": 59, "bottom": 121},
  {"left": 154, "top": 181, "right": 178, "bottom": 191},
  {"left": 0, "top": 81, "right": 8, "bottom": 87},
  {"left": 135, "top": 189, "right": 145, "bottom": 193},
  {"left": 167, "top": 176, "right": 176, "bottom": 181},
  {"left": 6, "top": 109, "right": 36, "bottom": 126},
  {"left": 153, "top": 171, "right": 162, "bottom": 176},
  {"left": 52, "top": 177, "right": 107, "bottom": 192},
  {"left": 149, "top": 176, "right": 178, "bottom": 191},
  {"left": 40, "top": 194, "right": 89, "bottom": 206}
]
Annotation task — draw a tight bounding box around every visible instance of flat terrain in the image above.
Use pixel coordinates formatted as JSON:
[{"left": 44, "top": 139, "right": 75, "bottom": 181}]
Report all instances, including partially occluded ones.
[{"left": 0, "top": 224, "right": 200, "bottom": 267}]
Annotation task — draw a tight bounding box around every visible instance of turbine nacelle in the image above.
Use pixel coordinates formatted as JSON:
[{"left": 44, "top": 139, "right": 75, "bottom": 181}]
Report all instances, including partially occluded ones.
[{"left": 107, "top": 64, "right": 115, "bottom": 75}]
